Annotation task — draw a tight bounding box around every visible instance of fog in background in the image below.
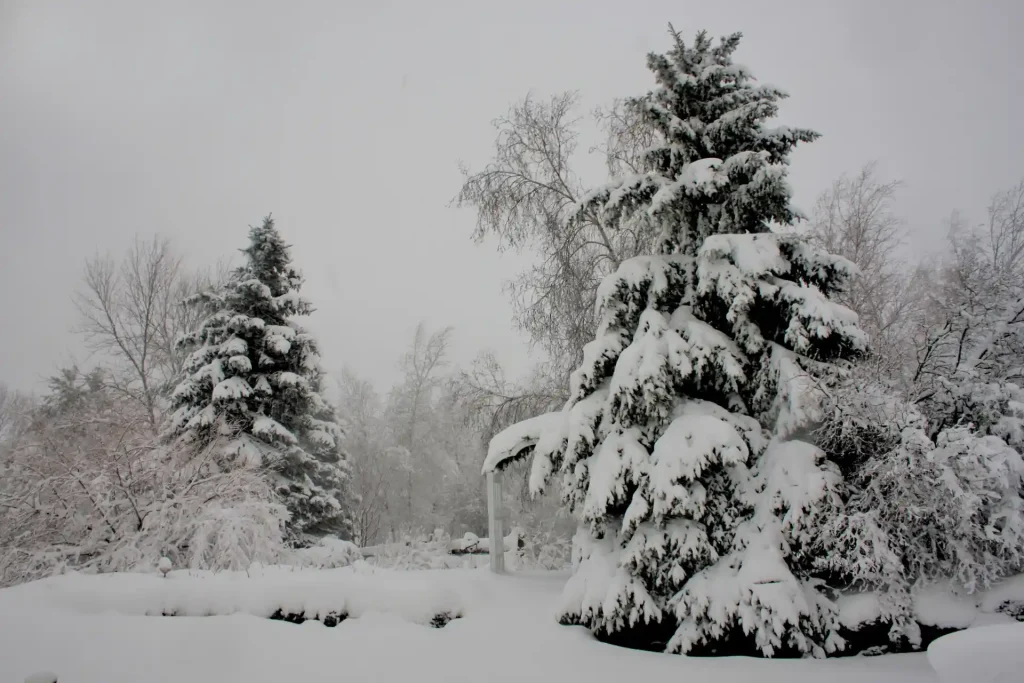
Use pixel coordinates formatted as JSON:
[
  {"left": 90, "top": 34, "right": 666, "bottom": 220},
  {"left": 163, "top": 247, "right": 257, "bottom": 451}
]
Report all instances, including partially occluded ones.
[{"left": 2, "top": 0, "right": 1022, "bottom": 392}]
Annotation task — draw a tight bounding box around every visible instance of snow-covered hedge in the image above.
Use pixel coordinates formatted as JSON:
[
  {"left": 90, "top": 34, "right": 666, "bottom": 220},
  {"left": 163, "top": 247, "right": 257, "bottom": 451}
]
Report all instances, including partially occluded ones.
[{"left": 0, "top": 566, "right": 465, "bottom": 628}]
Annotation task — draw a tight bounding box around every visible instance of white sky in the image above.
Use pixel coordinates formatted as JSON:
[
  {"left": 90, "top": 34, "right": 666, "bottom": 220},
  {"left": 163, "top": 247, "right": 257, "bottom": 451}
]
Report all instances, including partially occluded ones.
[{"left": 2, "top": 0, "right": 1022, "bottom": 393}]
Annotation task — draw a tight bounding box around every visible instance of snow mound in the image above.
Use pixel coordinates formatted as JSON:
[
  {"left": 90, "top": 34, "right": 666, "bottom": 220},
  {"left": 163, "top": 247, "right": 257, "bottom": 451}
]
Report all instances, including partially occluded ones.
[
  {"left": 836, "top": 575, "right": 1024, "bottom": 632},
  {"left": 913, "top": 584, "right": 981, "bottom": 628},
  {"left": 290, "top": 537, "right": 362, "bottom": 569},
  {"left": 449, "top": 529, "right": 522, "bottom": 554},
  {"left": 927, "top": 623, "right": 1024, "bottom": 683}
]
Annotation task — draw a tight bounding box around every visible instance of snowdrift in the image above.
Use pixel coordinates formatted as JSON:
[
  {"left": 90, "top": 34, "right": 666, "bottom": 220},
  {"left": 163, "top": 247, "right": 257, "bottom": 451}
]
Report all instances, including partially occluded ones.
[{"left": 927, "top": 623, "right": 1024, "bottom": 683}]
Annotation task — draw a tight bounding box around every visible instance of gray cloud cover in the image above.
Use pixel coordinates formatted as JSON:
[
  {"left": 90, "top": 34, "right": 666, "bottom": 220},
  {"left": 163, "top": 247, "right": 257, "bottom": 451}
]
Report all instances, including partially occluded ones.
[{"left": 1, "top": 0, "right": 1021, "bottom": 392}]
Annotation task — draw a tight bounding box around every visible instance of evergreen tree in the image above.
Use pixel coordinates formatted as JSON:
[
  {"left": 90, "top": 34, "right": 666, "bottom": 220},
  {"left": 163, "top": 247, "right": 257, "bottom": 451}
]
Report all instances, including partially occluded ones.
[
  {"left": 165, "top": 216, "right": 351, "bottom": 542},
  {"left": 518, "top": 29, "right": 866, "bottom": 656}
]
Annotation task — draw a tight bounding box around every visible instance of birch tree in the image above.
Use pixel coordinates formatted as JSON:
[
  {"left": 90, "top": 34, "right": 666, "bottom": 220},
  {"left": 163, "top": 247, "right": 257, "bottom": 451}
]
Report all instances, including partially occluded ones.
[{"left": 456, "top": 93, "right": 656, "bottom": 382}]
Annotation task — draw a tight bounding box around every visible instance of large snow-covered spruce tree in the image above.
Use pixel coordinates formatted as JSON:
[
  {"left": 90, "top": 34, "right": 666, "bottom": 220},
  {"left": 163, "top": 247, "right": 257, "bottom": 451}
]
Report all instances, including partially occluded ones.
[
  {"left": 511, "top": 29, "right": 867, "bottom": 656},
  {"left": 166, "top": 216, "right": 352, "bottom": 542}
]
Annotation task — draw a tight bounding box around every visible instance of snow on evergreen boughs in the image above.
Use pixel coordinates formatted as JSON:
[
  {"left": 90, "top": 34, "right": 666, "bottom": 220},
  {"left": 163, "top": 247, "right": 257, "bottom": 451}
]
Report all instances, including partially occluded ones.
[
  {"left": 667, "top": 440, "right": 847, "bottom": 657},
  {"left": 165, "top": 216, "right": 352, "bottom": 541},
  {"left": 495, "top": 28, "right": 866, "bottom": 656}
]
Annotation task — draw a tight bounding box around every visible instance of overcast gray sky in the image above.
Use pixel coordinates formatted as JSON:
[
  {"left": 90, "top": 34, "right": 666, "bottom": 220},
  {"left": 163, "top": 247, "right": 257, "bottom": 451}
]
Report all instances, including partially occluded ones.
[{"left": 1, "top": 0, "right": 1022, "bottom": 394}]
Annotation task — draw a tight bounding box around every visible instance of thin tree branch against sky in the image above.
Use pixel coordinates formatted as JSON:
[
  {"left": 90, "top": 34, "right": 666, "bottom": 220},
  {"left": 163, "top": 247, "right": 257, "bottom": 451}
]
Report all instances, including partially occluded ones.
[{"left": 1, "top": 0, "right": 1022, "bottom": 393}]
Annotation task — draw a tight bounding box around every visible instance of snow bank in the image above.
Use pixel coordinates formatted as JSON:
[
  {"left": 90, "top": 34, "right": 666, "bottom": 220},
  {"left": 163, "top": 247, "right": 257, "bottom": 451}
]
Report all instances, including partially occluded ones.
[
  {"left": 927, "top": 623, "right": 1024, "bottom": 683},
  {"left": 482, "top": 411, "right": 565, "bottom": 473},
  {"left": 0, "top": 565, "right": 463, "bottom": 627}
]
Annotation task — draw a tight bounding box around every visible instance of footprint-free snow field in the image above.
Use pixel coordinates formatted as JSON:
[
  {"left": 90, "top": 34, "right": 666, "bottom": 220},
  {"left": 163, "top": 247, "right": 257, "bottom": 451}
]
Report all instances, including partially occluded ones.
[{"left": 0, "top": 565, "right": 942, "bottom": 683}]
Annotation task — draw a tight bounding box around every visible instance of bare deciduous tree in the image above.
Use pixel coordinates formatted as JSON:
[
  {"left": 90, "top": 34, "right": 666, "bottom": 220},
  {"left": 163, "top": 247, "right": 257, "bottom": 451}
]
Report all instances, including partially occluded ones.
[
  {"left": 395, "top": 323, "right": 454, "bottom": 451},
  {"left": 592, "top": 98, "right": 658, "bottom": 177},
  {"left": 806, "top": 163, "right": 923, "bottom": 374},
  {"left": 334, "top": 368, "right": 397, "bottom": 545},
  {"left": 74, "top": 237, "right": 221, "bottom": 431},
  {"left": 450, "top": 351, "right": 563, "bottom": 444},
  {"left": 388, "top": 324, "right": 453, "bottom": 526},
  {"left": 455, "top": 93, "right": 655, "bottom": 383},
  {"left": 0, "top": 383, "right": 34, "bottom": 446},
  {"left": 912, "top": 180, "right": 1024, "bottom": 395}
]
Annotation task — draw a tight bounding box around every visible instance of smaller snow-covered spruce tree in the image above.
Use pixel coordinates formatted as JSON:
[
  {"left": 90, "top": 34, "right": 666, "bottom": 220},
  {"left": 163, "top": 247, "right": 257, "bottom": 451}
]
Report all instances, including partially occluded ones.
[
  {"left": 166, "top": 216, "right": 351, "bottom": 542},
  {"left": 499, "top": 28, "right": 869, "bottom": 657}
]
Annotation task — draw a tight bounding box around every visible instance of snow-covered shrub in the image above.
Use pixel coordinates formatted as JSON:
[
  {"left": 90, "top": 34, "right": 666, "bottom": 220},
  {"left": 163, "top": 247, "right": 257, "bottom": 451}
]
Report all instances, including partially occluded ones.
[
  {"left": 926, "top": 377, "right": 1024, "bottom": 451},
  {"left": 365, "top": 531, "right": 458, "bottom": 571},
  {"left": 289, "top": 536, "right": 362, "bottom": 569},
  {"left": 845, "top": 425, "right": 1024, "bottom": 594},
  {"left": 806, "top": 377, "right": 1024, "bottom": 651},
  {"left": 181, "top": 499, "right": 289, "bottom": 572},
  {"left": 0, "top": 371, "right": 291, "bottom": 586},
  {"left": 515, "top": 529, "right": 572, "bottom": 570},
  {"left": 811, "top": 369, "right": 1024, "bottom": 647},
  {"left": 814, "top": 372, "right": 925, "bottom": 476}
]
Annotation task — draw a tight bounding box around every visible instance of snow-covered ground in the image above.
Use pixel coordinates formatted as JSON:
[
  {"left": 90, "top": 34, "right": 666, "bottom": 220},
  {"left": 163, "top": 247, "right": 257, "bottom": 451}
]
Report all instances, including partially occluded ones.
[
  {"left": 0, "top": 564, "right": 946, "bottom": 683},
  {"left": 927, "top": 623, "right": 1024, "bottom": 683}
]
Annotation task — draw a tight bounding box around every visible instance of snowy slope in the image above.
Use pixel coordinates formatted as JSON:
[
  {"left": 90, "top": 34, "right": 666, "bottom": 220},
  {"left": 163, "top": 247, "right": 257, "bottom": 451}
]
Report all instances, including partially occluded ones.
[{"left": 0, "top": 565, "right": 941, "bottom": 683}]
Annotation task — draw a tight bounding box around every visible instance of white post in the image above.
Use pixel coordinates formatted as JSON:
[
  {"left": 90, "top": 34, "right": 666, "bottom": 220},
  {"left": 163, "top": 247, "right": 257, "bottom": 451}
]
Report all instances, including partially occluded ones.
[{"left": 487, "top": 470, "right": 505, "bottom": 573}]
